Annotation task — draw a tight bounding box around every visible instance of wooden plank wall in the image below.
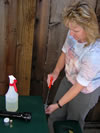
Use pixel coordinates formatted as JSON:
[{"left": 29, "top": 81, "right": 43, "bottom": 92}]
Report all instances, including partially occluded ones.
[
  {"left": 0, "top": 0, "right": 36, "bottom": 96},
  {"left": 0, "top": 0, "right": 17, "bottom": 95},
  {"left": 6, "top": 0, "right": 17, "bottom": 81},
  {"left": 16, "top": 0, "right": 36, "bottom": 95},
  {"left": 31, "top": 0, "right": 51, "bottom": 96},
  {"left": 0, "top": 0, "right": 7, "bottom": 94}
]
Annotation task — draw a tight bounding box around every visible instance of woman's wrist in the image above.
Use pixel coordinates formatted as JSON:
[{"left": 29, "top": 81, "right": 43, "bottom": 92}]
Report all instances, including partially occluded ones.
[{"left": 57, "top": 100, "right": 62, "bottom": 108}]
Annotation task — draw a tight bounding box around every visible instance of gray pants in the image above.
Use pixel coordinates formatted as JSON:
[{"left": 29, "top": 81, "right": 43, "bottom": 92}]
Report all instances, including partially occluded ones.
[{"left": 48, "top": 77, "right": 100, "bottom": 133}]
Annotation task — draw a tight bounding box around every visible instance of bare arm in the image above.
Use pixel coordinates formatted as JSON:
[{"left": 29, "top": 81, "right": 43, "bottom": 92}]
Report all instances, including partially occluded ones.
[
  {"left": 53, "top": 52, "right": 65, "bottom": 75},
  {"left": 47, "top": 52, "right": 65, "bottom": 86},
  {"left": 45, "top": 81, "right": 85, "bottom": 114},
  {"left": 59, "top": 81, "right": 84, "bottom": 106}
]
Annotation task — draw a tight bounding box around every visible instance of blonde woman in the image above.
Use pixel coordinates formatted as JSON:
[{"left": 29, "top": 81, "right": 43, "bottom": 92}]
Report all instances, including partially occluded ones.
[{"left": 45, "top": 1, "right": 100, "bottom": 133}]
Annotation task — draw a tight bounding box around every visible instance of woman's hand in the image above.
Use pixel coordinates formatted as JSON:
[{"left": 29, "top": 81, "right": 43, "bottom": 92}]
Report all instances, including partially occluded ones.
[
  {"left": 45, "top": 104, "right": 58, "bottom": 114},
  {"left": 47, "top": 52, "right": 65, "bottom": 87},
  {"left": 47, "top": 72, "right": 59, "bottom": 87}
]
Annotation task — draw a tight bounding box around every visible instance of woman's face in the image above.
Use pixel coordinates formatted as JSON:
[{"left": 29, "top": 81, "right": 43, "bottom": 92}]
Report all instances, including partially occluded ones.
[{"left": 68, "top": 21, "right": 87, "bottom": 43}]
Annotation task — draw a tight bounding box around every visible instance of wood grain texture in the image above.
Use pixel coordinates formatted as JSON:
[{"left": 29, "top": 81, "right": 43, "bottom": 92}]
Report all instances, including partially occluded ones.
[
  {"left": 0, "top": 0, "right": 7, "bottom": 85},
  {"left": 16, "top": 0, "right": 36, "bottom": 95},
  {"left": 6, "top": 0, "right": 17, "bottom": 76},
  {"left": 0, "top": 0, "right": 17, "bottom": 95},
  {"left": 31, "top": 0, "right": 50, "bottom": 96}
]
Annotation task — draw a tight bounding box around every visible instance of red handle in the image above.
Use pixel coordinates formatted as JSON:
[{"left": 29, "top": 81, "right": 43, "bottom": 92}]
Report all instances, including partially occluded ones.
[
  {"left": 49, "top": 76, "right": 53, "bottom": 89},
  {"left": 9, "top": 79, "right": 18, "bottom": 92}
]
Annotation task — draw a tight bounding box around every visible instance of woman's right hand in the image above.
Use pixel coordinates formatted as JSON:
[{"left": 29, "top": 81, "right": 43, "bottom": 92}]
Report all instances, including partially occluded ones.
[
  {"left": 47, "top": 72, "right": 59, "bottom": 88},
  {"left": 45, "top": 103, "right": 58, "bottom": 114}
]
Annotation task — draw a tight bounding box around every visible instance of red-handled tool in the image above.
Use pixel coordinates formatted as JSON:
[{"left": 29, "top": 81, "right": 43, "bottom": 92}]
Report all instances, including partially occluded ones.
[
  {"left": 49, "top": 76, "right": 53, "bottom": 89},
  {"left": 44, "top": 76, "right": 53, "bottom": 109}
]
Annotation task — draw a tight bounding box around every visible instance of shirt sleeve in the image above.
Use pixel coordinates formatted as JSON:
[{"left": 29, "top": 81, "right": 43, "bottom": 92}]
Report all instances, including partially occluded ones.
[{"left": 76, "top": 51, "right": 100, "bottom": 86}]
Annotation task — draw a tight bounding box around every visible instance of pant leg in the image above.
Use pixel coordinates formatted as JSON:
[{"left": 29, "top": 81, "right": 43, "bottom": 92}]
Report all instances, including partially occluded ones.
[
  {"left": 66, "top": 87, "right": 100, "bottom": 130},
  {"left": 48, "top": 77, "right": 72, "bottom": 133}
]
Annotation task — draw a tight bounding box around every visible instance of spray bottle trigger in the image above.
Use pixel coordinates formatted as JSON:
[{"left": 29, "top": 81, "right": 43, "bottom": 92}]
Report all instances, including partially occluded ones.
[
  {"left": 14, "top": 80, "right": 17, "bottom": 92},
  {"left": 9, "top": 79, "right": 18, "bottom": 92}
]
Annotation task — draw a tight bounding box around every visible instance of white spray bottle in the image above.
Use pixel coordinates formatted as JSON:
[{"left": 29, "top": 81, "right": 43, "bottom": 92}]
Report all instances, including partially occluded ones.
[{"left": 5, "top": 75, "right": 18, "bottom": 112}]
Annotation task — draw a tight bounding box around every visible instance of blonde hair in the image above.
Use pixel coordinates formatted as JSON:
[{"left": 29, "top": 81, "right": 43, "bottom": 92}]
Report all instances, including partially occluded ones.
[{"left": 62, "top": 1, "right": 100, "bottom": 46}]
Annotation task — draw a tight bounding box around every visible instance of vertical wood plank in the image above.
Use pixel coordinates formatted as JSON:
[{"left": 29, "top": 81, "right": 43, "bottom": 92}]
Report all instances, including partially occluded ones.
[
  {"left": 31, "top": 0, "right": 50, "bottom": 97},
  {"left": 95, "top": 0, "right": 100, "bottom": 30},
  {"left": 6, "top": 0, "right": 17, "bottom": 76},
  {"left": 16, "top": 0, "right": 36, "bottom": 95},
  {"left": 35, "top": 0, "right": 50, "bottom": 79},
  {"left": 0, "top": 0, "right": 8, "bottom": 94},
  {"left": 0, "top": 0, "right": 18, "bottom": 95}
]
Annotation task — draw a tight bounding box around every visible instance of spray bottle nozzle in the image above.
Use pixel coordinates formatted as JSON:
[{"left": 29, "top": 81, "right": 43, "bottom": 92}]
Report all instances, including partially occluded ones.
[{"left": 9, "top": 75, "right": 18, "bottom": 92}]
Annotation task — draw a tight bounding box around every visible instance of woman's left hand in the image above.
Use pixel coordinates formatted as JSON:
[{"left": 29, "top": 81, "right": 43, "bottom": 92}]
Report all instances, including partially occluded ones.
[{"left": 45, "top": 104, "right": 58, "bottom": 114}]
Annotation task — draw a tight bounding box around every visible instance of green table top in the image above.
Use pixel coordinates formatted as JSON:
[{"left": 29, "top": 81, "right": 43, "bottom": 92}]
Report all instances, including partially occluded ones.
[{"left": 0, "top": 96, "right": 49, "bottom": 133}]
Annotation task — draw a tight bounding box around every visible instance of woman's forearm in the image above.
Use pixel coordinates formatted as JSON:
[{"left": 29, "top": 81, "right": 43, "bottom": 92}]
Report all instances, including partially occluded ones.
[
  {"left": 59, "top": 82, "right": 84, "bottom": 107},
  {"left": 53, "top": 52, "right": 65, "bottom": 75}
]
